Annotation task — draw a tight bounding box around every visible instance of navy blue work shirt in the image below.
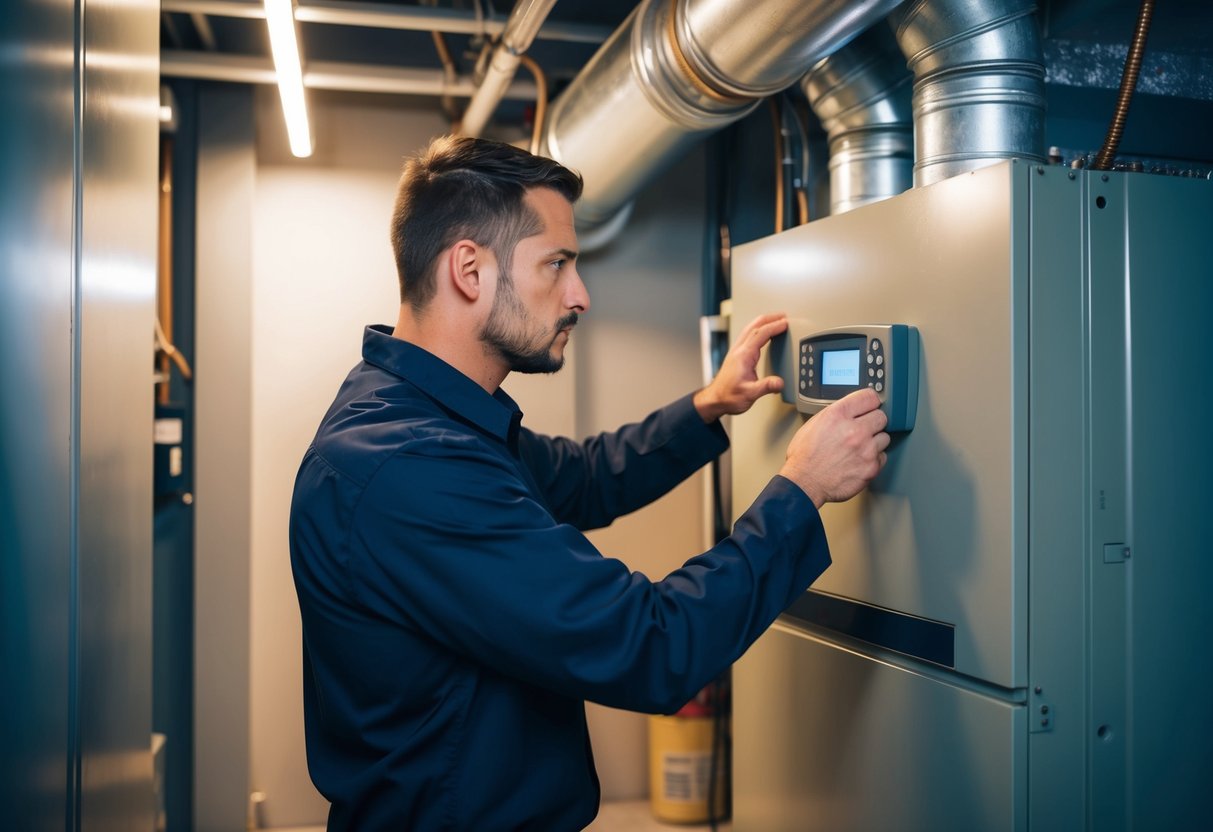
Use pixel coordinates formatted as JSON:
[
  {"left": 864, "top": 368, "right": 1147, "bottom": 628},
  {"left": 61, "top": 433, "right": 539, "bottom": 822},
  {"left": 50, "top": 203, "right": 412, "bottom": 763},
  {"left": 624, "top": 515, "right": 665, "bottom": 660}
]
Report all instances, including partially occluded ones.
[{"left": 289, "top": 325, "right": 832, "bottom": 831}]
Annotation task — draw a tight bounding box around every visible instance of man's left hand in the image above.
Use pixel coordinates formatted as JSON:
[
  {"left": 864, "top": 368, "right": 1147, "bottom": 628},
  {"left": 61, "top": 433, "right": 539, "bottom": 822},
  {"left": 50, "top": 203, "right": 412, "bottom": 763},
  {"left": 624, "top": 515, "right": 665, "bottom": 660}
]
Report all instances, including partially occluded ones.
[{"left": 693, "top": 313, "right": 788, "bottom": 424}]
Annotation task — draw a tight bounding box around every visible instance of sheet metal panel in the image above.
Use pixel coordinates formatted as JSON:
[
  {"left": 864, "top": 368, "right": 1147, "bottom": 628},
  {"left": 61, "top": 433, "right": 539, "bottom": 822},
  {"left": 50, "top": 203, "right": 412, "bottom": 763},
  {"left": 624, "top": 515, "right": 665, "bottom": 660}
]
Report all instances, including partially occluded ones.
[
  {"left": 0, "top": 0, "right": 77, "bottom": 826},
  {"left": 1119, "top": 172, "right": 1213, "bottom": 827},
  {"left": 1025, "top": 166, "right": 1089, "bottom": 830},
  {"left": 731, "top": 162, "right": 1031, "bottom": 689},
  {"left": 76, "top": 0, "right": 160, "bottom": 827},
  {"left": 734, "top": 623, "right": 1026, "bottom": 832}
]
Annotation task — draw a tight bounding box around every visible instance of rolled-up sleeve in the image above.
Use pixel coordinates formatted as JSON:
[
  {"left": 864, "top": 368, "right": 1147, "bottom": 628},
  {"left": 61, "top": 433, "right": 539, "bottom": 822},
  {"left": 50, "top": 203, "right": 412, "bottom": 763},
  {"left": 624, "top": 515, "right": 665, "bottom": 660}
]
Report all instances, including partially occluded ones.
[{"left": 350, "top": 428, "right": 830, "bottom": 714}]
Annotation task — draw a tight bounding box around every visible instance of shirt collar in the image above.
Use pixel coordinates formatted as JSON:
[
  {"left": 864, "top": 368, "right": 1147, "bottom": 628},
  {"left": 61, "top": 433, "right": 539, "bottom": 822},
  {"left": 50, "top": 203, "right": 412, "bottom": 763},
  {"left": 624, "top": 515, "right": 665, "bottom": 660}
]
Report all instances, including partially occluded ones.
[{"left": 362, "top": 324, "right": 523, "bottom": 446}]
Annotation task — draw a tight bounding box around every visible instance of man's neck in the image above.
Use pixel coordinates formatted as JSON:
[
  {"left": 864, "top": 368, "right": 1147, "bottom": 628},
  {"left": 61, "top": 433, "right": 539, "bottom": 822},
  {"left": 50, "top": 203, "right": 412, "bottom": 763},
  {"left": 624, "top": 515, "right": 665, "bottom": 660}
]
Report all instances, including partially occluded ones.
[{"left": 393, "top": 304, "right": 508, "bottom": 394}]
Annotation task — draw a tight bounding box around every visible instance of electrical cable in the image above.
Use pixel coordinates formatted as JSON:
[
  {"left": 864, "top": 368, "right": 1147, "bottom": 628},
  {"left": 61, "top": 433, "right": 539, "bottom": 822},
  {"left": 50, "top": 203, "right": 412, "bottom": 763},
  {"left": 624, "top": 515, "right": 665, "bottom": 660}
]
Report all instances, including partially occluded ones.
[
  {"left": 1091, "top": 0, "right": 1156, "bottom": 170},
  {"left": 768, "top": 98, "right": 785, "bottom": 232},
  {"left": 782, "top": 91, "right": 812, "bottom": 225}
]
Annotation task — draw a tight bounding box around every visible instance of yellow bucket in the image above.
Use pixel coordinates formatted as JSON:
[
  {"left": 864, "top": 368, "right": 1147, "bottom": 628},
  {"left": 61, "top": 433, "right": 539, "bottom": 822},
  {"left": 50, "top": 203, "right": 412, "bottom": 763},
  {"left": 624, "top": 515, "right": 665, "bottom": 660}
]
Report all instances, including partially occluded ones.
[{"left": 647, "top": 713, "right": 727, "bottom": 824}]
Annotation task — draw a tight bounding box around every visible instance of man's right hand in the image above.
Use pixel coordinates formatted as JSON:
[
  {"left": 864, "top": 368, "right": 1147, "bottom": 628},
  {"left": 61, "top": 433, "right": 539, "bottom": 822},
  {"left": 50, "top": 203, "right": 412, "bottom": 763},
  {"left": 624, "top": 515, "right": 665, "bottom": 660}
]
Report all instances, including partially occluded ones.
[{"left": 779, "top": 388, "right": 890, "bottom": 508}]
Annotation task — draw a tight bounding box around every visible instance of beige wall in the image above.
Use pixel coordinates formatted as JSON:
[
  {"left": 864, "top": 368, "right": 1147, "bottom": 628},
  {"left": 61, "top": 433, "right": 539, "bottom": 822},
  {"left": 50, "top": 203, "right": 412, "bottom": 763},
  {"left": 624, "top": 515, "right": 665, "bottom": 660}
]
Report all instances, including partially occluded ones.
[
  {"left": 576, "top": 152, "right": 709, "bottom": 799},
  {"left": 241, "top": 90, "right": 706, "bottom": 826}
]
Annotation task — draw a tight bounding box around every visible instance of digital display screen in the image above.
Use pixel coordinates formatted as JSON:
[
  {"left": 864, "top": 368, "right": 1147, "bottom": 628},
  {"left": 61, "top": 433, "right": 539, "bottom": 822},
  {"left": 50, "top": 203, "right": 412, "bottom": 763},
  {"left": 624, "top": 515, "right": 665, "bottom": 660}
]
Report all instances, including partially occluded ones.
[{"left": 821, "top": 349, "right": 861, "bottom": 387}]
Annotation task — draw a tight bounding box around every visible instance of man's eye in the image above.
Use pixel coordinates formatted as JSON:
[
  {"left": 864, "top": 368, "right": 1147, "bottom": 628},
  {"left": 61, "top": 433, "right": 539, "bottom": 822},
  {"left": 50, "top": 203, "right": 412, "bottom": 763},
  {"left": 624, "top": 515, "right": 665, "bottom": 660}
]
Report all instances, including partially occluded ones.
[{"left": 550, "top": 259, "right": 566, "bottom": 271}]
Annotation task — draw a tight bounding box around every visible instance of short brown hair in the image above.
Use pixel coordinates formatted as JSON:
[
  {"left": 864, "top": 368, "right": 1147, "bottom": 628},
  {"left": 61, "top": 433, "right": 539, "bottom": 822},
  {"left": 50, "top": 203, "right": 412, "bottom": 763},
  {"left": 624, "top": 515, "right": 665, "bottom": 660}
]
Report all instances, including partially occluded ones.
[{"left": 390, "top": 136, "right": 583, "bottom": 309}]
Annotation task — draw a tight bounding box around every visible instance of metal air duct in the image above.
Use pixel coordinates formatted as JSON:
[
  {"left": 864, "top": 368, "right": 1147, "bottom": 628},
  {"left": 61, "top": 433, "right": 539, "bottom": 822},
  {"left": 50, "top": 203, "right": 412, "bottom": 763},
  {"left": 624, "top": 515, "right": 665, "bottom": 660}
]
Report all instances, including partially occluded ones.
[
  {"left": 802, "top": 24, "right": 913, "bottom": 215},
  {"left": 539, "top": 0, "right": 906, "bottom": 233},
  {"left": 892, "top": 0, "right": 1046, "bottom": 186}
]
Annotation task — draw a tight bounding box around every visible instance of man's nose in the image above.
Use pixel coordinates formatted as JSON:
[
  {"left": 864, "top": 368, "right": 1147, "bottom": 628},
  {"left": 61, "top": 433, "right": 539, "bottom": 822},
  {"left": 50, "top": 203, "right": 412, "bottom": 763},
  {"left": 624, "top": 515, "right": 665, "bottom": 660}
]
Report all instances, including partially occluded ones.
[{"left": 567, "top": 269, "right": 590, "bottom": 314}]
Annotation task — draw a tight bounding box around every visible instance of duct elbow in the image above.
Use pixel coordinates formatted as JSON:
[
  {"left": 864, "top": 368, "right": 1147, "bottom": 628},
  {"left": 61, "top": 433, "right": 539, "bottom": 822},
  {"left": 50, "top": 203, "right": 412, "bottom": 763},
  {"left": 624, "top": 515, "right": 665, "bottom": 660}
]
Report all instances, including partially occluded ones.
[
  {"left": 803, "top": 24, "right": 914, "bottom": 215},
  {"left": 892, "top": 0, "right": 1047, "bottom": 187}
]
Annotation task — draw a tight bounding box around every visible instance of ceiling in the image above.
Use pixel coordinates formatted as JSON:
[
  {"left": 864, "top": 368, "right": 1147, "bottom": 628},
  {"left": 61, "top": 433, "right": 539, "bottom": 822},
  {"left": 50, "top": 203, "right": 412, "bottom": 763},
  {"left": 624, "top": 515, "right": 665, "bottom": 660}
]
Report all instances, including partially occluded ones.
[{"left": 159, "top": 0, "right": 1213, "bottom": 161}]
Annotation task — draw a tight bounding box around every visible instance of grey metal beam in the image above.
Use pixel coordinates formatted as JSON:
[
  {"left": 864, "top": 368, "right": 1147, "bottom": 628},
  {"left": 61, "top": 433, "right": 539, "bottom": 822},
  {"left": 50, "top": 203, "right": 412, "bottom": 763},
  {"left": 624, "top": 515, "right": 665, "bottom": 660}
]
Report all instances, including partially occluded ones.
[
  {"left": 160, "top": 0, "right": 612, "bottom": 44},
  {"left": 160, "top": 49, "right": 539, "bottom": 98}
]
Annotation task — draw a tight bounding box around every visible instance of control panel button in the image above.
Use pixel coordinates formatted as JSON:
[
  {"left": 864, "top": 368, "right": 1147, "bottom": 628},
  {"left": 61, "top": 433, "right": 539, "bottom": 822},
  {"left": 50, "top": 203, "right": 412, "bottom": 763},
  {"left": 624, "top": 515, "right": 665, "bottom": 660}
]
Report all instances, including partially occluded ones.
[
  {"left": 867, "top": 353, "right": 874, "bottom": 365},
  {"left": 876, "top": 354, "right": 884, "bottom": 366},
  {"left": 871, "top": 339, "right": 882, "bottom": 352},
  {"left": 877, "top": 368, "right": 884, "bottom": 379},
  {"left": 875, "top": 381, "right": 884, "bottom": 393}
]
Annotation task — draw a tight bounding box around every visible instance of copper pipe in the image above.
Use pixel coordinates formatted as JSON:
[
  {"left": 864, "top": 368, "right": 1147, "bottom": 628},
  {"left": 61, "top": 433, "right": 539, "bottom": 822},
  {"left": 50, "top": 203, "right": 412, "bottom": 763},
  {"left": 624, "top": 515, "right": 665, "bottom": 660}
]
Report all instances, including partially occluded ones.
[
  {"left": 429, "top": 29, "right": 460, "bottom": 121},
  {"left": 518, "top": 53, "right": 547, "bottom": 155},
  {"left": 1091, "top": 0, "right": 1155, "bottom": 170},
  {"left": 156, "top": 135, "right": 194, "bottom": 397},
  {"left": 157, "top": 136, "right": 174, "bottom": 405}
]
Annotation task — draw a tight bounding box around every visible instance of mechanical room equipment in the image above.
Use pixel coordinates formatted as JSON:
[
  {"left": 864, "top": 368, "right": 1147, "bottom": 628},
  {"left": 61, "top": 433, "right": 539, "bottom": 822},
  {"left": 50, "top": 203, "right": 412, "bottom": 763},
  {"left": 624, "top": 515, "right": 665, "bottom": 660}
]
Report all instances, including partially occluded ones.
[
  {"left": 728, "top": 160, "right": 1212, "bottom": 831},
  {"left": 773, "top": 323, "right": 920, "bottom": 431}
]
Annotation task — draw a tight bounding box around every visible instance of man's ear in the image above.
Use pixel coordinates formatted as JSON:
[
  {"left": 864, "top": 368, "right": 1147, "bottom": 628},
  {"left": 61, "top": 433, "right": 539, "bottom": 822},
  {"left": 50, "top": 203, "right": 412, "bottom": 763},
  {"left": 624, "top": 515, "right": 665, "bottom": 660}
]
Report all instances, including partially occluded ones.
[{"left": 446, "top": 239, "right": 491, "bottom": 303}]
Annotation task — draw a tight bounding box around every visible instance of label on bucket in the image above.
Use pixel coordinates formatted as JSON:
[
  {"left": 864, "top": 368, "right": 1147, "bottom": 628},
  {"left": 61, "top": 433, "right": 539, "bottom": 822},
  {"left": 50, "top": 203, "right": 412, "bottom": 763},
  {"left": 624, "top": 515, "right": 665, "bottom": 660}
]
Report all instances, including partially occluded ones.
[{"left": 661, "top": 752, "right": 712, "bottom": 802}]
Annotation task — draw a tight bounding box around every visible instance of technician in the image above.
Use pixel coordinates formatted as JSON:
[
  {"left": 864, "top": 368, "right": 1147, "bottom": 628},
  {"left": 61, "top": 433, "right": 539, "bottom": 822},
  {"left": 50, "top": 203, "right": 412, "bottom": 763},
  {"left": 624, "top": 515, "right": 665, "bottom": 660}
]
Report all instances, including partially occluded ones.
[{"left": 289, "top": 135, "right": 890, "bottom": 831}]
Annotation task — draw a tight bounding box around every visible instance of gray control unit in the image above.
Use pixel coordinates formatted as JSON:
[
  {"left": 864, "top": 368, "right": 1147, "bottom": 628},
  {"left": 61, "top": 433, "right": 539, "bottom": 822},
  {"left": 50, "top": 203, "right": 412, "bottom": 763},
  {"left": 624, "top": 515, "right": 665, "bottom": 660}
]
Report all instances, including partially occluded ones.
[
  {"left": 776, "top": 323, "right": 920, "bottom": 431},
  {"left": 730, "top": 162, "right": 1213, "bottom": 831}
]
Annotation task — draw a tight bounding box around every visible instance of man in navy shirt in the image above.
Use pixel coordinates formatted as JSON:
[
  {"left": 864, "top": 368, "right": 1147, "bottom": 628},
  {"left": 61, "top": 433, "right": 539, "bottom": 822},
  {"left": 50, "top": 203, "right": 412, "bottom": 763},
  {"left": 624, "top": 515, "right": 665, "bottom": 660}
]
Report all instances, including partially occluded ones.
[{"left": 289, "top": 136, "right": 889, "bottom": 830}]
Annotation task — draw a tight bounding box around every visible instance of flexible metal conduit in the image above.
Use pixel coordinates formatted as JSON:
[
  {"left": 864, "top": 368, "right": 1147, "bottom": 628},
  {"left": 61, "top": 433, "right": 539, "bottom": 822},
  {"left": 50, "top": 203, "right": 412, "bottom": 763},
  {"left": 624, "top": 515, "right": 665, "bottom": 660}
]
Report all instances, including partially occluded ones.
[
  {"left": 1090, "top": 0, "right": 1155, "bottom": 171},
  {"left": 802, "top": 24, "right": 913, "bottom": 215},
  {"left": 892, "top": 0, "right": 1046, "bottom": 186},
  {"left": 539, "top": 0, "right": 905, "bottom": 232}
]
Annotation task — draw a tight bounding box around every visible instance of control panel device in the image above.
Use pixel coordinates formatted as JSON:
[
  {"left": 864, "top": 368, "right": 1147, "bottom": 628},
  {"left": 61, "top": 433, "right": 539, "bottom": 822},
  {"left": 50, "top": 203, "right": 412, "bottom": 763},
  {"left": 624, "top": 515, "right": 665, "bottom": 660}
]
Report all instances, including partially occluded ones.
[{"left": 787, "top": 324, "right": 920, "bottom": 432}]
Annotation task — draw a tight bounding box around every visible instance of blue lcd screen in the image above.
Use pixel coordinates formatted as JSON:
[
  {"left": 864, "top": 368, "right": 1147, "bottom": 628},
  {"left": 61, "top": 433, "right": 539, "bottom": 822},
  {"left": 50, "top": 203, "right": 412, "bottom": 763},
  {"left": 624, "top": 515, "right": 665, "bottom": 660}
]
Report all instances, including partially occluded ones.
[{"left": 821, "top": 349, "right": 861, "bottom": 387}]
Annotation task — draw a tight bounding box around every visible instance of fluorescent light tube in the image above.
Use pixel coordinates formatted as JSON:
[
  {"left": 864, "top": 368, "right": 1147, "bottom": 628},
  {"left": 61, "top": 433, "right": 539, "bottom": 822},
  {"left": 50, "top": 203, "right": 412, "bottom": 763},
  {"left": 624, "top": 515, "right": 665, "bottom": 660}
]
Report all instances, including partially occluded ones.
[{"left": 264, "top": 0, "right": 312, "bottom": 158}]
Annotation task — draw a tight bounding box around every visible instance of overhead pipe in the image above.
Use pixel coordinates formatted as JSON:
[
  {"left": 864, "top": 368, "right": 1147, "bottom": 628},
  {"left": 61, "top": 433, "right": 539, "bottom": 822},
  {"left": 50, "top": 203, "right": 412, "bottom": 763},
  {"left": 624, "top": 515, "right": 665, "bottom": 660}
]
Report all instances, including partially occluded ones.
[
  {"left": 892, "top": 0, "right": 1046, "bottom": 186},
  {"left": 160, "top": 0, "right": 613, "bottom": 44},
  {"left": 160, "top": 50, "right": 539, "bottom": 99},
  {"left": 460, "top": 0, "right": 557, "bottom": 138},
  {"left": 539, "top": 0, "right": 906, "bottom": 235},
  {"left": 802, "top": 23, "right": 913, "bottom": 215}
]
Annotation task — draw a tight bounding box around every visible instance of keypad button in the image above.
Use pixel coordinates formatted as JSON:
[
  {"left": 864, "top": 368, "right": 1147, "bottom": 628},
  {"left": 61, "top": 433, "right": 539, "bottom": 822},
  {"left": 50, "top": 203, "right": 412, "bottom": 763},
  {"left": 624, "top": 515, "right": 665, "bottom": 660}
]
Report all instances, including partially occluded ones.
[
  {"left": 875, "top": 381, "right": 884, "bottom": 392},
  {"left": 876, "top": 354, "right": 884, "bottom": 366},
  {"left": 871, "top": 339, "right": 882, "bottom": 352},
  {"left": 867, "top": 353, "right": 874, "bottom": 365},
  {"left": 877, "top": 368, "right": 884, "bottom": 379},
  {"left": 868, "top": 367, "right": 875, "bottom": 378}
]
